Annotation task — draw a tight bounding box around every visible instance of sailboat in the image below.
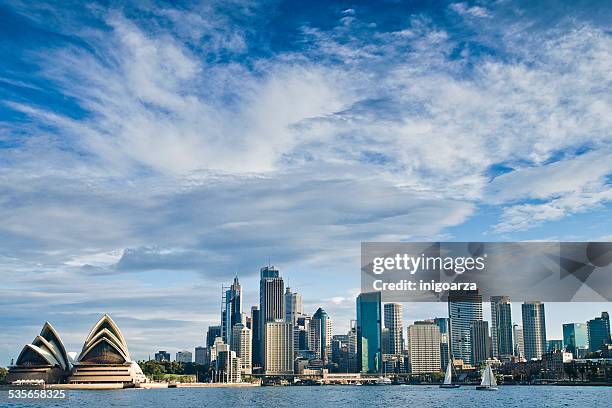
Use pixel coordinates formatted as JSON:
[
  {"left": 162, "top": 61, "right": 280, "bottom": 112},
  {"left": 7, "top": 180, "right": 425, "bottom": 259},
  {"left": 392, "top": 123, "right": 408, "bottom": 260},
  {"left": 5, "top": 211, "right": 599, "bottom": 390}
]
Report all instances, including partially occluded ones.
[
  {"left": 439, "top": 361, "right": 461, "bottom": 388},
  {"left": 476, "top": 364, "right": 498, "bottom": 391}
]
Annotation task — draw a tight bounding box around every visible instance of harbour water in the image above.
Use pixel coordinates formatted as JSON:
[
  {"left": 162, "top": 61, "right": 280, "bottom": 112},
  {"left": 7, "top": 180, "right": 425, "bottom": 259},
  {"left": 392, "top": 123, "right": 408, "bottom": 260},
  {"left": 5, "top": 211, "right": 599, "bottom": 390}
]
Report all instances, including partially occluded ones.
[{"left": 3, "top": 385, "right": 611, "bottom": 408}]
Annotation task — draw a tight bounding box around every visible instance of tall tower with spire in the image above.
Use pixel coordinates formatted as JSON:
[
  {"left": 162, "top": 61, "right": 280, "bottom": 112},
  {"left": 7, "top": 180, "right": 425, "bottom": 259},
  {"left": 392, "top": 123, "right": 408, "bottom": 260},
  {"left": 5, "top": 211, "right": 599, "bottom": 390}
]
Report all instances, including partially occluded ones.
[{"left": 221, "top": 276, "right": 243, "bottom": 345}]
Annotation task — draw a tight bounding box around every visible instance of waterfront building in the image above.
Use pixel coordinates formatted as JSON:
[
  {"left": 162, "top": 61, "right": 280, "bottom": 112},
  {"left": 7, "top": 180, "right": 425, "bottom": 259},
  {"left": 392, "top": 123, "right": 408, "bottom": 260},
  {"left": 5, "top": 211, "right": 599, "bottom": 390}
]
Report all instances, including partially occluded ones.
[
  {"left": 68, "top": 314, "right": 146, "bottom": 385},
  {"left": 210, "top": 337, "right": 227, "bottom": 363},
  {"left": 470, "top": 320, "right": 489, "bottom": 365},
  {"left": 259, "top": 266, "right": 285, "bottom": 370},
  {"left": 155, "top": 350, "right": 170, "bottom": 362},
  {"left": 356, "top": 292, "right": 382, "bottom": 373},
  {"left": 547, "top": 340, "right": 563, "bottom": 352},
  {"left": 231, "top": 323, "right": 252, "bottom": 374},
  {"left": 194, "top": 346, "right": 209, "bottom": 365},
  {"left": 294, "top": 314, "right": 312, "bottom": 352},
  {"left": 448, "top": 290, "right": 483, "bottom": 365},
  {"left": 206, "top": 325, "right": 222, "bottom": 348},
  {"left": 176, "top": 350, "right": 192, "bottom": 363},
  {"left": 331, "top": 334, "right": 349, "bottom": 372},
  {"left": 384, "top": 303, "right": 404, "bottom": 355},
  {"left": 285, "top": 287, "right": 303, "bottom": 323},
  {"left": 522, "top": 301, "right": 547, "bottom": 360},
  {"left": 264, "top": 320, "right": 294, "bottom": 375},
  {"left": 7, "top": 322, "right": 71, "bottom": 384},
  {"left": 221, "top": 276, "right": 243, "bottom": 345},
  {"left": 310, "top": 308, "right": 333, "bottom": 365},
  {"left": 434, "top": 317, "right": 450, "bottom": 370},
  {"left": 513, "top": 324, "right": 524, "bottom": 358},
  {"left": 563, "top": 323, "right": 589, "bottom": 358},
  {"left": 251, "top": 306, "right": 261, "bottom": 369},
  {"left": 407, "top": 320, "right": 441, "bottom": 374},
  {"left": 587, "top": 312, "right": 611, "bottom": 352},
  {"left": 215, "top": 349, "right": 241, "bottom": 383},
  {"left": 491, "top": 296, "right": 513, "bottom": 358}
]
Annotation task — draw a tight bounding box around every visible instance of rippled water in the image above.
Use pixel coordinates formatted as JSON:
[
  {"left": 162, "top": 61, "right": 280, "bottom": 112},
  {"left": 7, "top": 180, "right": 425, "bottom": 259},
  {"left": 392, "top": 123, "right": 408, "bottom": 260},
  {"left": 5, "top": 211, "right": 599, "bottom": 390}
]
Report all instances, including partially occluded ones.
[{"left": 5, "top": 385, "right": 612, "bottom": 408}]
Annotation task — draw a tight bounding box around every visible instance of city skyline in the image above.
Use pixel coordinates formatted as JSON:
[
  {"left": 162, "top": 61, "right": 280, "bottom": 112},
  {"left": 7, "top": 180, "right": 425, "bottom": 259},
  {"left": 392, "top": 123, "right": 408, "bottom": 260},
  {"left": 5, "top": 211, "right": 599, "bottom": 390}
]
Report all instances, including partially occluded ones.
[{"left": 1, "top": 0, "right": 612, "bottom": 366}]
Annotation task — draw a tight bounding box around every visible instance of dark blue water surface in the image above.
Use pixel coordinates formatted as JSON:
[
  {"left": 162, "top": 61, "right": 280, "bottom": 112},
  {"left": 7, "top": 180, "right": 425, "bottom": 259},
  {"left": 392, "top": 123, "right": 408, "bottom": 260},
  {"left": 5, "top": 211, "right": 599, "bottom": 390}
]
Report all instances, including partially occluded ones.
[{"left": 4, "top": 385, "right": 611, "bottom": 408}]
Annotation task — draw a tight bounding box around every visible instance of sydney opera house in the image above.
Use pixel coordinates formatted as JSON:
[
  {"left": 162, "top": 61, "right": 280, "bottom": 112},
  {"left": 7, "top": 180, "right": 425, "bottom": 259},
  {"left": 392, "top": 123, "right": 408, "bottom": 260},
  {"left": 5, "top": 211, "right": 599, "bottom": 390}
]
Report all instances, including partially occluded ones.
[{"left": 7, "top": 314, "right": 146, "bottom": 386}]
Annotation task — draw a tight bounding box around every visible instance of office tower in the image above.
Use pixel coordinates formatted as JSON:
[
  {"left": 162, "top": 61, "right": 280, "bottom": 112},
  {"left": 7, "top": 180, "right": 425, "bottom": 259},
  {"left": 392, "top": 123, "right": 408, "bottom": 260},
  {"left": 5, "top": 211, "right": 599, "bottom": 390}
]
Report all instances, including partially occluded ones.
[
  {"left": 563, "top": 323, "right": 589, "bottom": 358},
  {"left": 448, "top": 290, "right": 483, "bottom": 365},
  {"left": 434, "top": 317, "right": 450, "bottom": 370},
  {"left": 251, "top": 307, "right": 261, "bottom": 368},
  {"left": 206, "top": 325, "right": 222, "bottom": 348},
  {"left": 264, "top": 320, "right": 294, "bottom": 375},
  {"left": 513, "top": 324, "right": 524, "bottom": 358},
  {"left": 522, "top": 301, "right": 547, "bottom": 360},
  {"left": 294, "top": 314, "right": 311, "bottom": 351},
  {"left": 231, "top": 323, "right": 252, "bottom": 374},
  {"left": 285, "top": 287, "right": 303, "bottom": 323},
  {"left": 407, "top": 321, "right": 441, "bottom": 374},
  {"left": 384, "top": 303, "right": 404, "bottom": 355},
  {"left": 347, "top": 321, "right": 359, "bottom": 373},
  {"left": 310, "top": 308, "right": 333, "bottom": 365},
  {"left": 587, "top": 312, "right": 611, "bottom": 352},
  {"left": 221, "top": 276, "right": 243, "bottom": 344},
  {"left": 176, "top": 350, "right": 193, "bottom": 363},
  {"left": 210, "top": 337, "right": 227, "bottom": 364},
  {"left": 381, "top": 329, "right": 390, "bottom": 354},
  {"left": 195, "top": 346, "right": 209, "bottom": 365},
  {"left": 470, "top": 320, "right": 489, "bottom": 365},
  {"left": 547, "top": 340, "right": 563, "bottom": 352},
  {"left": 215, "top": 349, "right": 241, "bottom": 383},
  {"left": 331, "top": 334, "right": 349, "bottom": 371},
  {"left": 154, "top": 350, "right": 170, "bottom": 362},
  {"left": 491, "top": 296, "right": 513, "bottom": 358},
  {"left": 356, "top": 292, "right": 382, "bottom": 373},
  {"left": 259, "top": 266, "right": 285, "bottom": 369}
]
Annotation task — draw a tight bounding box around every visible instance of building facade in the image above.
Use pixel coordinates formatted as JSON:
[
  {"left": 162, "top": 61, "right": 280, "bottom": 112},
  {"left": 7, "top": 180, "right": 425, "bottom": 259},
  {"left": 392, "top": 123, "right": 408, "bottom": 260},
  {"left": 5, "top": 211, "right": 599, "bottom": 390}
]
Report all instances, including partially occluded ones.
[
  {"left": 522, "top": 301, "right": 547, "bottom": 360},
  {"left": 264, "top": 321, "right": 294, "bottom": 375},
  {"left": 384, "top": 303, "right": 403, "bottom": 355},
  {"left": 434, "top": 317, "right": 450, "bottom": 370},
  {"left": 407, "top": 321, "right": 441, "bottom": 374},
  {"left": 231, "top": 323, "right": 253, "bottom": 375},
  {"left": 221, "top": 276, "right": 243, "bottom": 345},
  {"left": 259, "top": 266, "right": 285, "bottom": 370},
  {"left": 285, "top": 287, "right": 303, "bottom": 323},
  {"left": 448, "top": 290, "right": 483, "bottom": 365},
  {"left": 587, "top": 312, "right": 611, "bottom": 352},
  {"left": 356, "top": 292, "right": 382, "bottom": 373},
  {"left": 311, "top": 308, "right": 333, "bottom": 365},
  {"left": 563, "top": 323, "right": 589, "bottom": 358},
  {"left": 470, "top": 320, "right": 489, "bottom": 365}
]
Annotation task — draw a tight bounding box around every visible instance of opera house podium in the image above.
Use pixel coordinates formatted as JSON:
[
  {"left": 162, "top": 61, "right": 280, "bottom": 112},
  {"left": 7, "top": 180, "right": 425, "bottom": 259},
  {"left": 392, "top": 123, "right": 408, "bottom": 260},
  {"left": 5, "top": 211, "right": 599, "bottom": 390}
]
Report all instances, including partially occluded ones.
[{"left": 68, "top": 314, "right": 146, "bottom": 386}]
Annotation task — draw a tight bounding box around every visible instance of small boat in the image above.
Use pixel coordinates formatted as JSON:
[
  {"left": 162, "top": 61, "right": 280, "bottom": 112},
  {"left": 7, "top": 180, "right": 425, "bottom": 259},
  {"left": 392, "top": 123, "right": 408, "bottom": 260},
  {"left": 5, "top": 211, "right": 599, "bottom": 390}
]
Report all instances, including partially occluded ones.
[
  {"left": 476, "top": 364, "right": 498, "bottom": 391},
  {"left": 439, "top": 361, "right": 461, "bottom": 388},
  {"left": 375, "top": 376, "right": 392, "bottom": 385}
]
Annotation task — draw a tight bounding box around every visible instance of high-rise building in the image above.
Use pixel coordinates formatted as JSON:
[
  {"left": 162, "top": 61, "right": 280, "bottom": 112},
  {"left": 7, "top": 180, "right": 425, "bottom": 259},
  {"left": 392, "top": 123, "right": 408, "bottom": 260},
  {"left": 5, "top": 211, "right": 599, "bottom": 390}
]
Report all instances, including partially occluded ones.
[
  {"left": 347, "top": 320, "right": 359, "bottom": 373},
  {"left": 491, "top": 296, "right": 513, "bottom": 358},
  {"left": 563, "top": 323, "right": 589, "bottom": 358},
  {"left": 513, "top": 324, "right": 524, "bottom": 358},
  {"left": 154, "top": 350, "right": 170, "bottom": 362},
  {"left": 310, "top": 308, "right": 333, "bottom": 365},
  {"left": 264, "top": 320, "right": 294, "bottom": 375},
  {"left": 206, "top": 325, "right": 222, "bottom": 348},
  {"left": 215, "top": 349, "right": 241, "bottom": 383},
  {"left": 195, "top": 346, "right": 209, "bottom": 365},
  {"left": 176, "top": 350, "right": 193, "bottom": 363},
  {"left": 251, "top": 306, "right": 261, "bottom": 368},
  {"left": 285, "top": 287, "right": 303, "bottom": 323},
  {"left": 448, "top": 290, "right": 483, "bottom": 365},
  {"left": 434, "top": 317, "right": 450, "bottom": 370},
  {"left": 356, "top": 292, "right": 382, "bottom": 373},
  {"left": 221, "top": 276, "right": 243, "bottom": 345},
  {"left": 587, "top": 312, "right": 611, "bottom": 352},
  {"left": 294, "top": 314, "right": 311, "bottom": 352},
  {"left": 259, "top": 266, "right": 285, "bottom": 369},
  {"left": 547, "top": 340, "right": 563, "bottom": 352},
  {"left": 522, "top": 301, "right": 547, "bottom": 360},
  {"left": 231, "top": 323, "right": 252, "bottom": 375},
  {"left": 470, "top": 320, "right": 489, "bottom": 365},
  {"left": 407, "top": 321, "right": 441, "bottom": 374},
  {"left": 384, "top": 303, "right": 403, "bottom": 355}
]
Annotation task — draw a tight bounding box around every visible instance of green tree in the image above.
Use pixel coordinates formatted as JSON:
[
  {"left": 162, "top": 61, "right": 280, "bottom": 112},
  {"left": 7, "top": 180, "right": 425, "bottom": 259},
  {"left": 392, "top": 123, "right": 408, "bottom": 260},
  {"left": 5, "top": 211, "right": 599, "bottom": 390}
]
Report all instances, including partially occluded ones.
[{"left": 0, "top": 367, "right": 7, "bottom": 384}]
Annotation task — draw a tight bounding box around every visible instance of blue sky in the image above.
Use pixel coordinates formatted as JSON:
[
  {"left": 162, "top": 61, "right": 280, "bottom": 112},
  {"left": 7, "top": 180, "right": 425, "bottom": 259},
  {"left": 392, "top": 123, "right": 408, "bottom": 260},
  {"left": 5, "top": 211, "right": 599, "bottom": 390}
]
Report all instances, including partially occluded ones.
[{"left": 1, "top": 0, "right": 611, "bottom": 363}]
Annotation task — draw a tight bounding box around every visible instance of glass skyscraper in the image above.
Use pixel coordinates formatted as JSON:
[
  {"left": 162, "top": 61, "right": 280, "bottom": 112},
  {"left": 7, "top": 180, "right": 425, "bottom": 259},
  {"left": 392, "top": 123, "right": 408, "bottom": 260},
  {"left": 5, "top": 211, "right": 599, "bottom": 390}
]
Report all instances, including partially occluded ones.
[
  {"left": 356, "top": 292, "right": 382, "bottom": 373},
  {"left": 491, "top": 296, "right": 513, "bottom": 357},
  {"left": 587, "top": 312, "right": 611, "bottom": 352},
  {"left": 522, "top": 301, "right": 547, "bottom": 360},
  {"left": 448, "top": 290, "right": 483, "bottom": 365},
  {"left": 259, "top": 266, "right": 285, "bottom": 372},
  {"left": 563, "top": 323, "right": 589, "bottom": 357},
  {"left": 221, "top": 276, "right": 242, "bottom": 345}
]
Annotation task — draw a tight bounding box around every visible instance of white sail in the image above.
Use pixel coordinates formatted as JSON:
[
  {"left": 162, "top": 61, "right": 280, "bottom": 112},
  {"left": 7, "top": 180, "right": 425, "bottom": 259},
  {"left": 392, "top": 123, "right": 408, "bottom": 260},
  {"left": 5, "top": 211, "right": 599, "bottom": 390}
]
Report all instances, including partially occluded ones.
[
  {"left": 480, "top": 364, "right": 496, "bottom": 387},
  {"left": 443, "top": 362, "right": 453, "bottom": 385}
]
